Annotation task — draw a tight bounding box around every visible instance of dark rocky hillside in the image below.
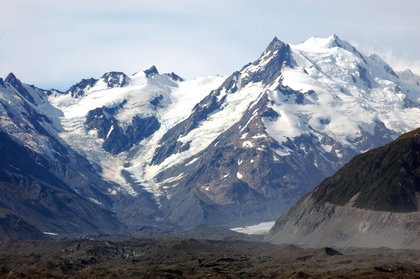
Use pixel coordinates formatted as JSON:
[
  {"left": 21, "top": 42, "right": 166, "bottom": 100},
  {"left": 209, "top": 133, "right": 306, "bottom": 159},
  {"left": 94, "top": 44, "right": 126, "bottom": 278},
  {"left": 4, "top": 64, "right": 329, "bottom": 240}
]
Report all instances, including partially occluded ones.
[
  {"left": 0, "top": 131, "right": 124, "bottom": 239},
  {"left": 312, "top": 127, "right": 420, "bottom": 212},
  {"left": 267, "top": 128, "right": 420, "bottom": 249},
  {"left": 0, "top": 208, "right": 51, "bottom": 241}
]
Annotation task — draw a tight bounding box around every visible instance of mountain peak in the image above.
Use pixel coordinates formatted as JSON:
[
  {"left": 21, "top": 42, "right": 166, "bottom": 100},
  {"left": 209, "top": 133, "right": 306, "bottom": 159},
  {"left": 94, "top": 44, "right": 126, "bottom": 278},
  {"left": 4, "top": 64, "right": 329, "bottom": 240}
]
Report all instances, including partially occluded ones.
[
  {"left": 330, "top": 33, "right": 339, "bottom": 40},
  {"left": 399, "top": 69, "right": 417, "bottom": 79},
  {"left": 295, "top": 35, "right": 368, "bottom": 66},
  {"left": 164, "top": 72, "right": 184, "bottom": 82},
  {"left": 66, "top": 77, "right": 98, "bottom": 98},
  {"left": 241, "top": 37, "right": 291, "bottom": 85},
  {"left": 327, "top": 34, "right": 345, "bottom": 47},
  {"left": 144, "top": 66, "right": 159, "bottom": 77},
  {"left": 328, "top": 33, "right": 340, "bottom": 41},
  {"left": 301, "top": 34, "right": 345, "bottom": 49},
  {"left": 3, "top": 73, "right": 38, "bottom": 105},
  {"left": 100, "top": 71, "right": 128, "bottom": 88},
  {"left": 5, "top": 72, "right": 18, "bottom": 84},
  {"left": 264, "top": 36, "right": 286, "bottom": 53}
]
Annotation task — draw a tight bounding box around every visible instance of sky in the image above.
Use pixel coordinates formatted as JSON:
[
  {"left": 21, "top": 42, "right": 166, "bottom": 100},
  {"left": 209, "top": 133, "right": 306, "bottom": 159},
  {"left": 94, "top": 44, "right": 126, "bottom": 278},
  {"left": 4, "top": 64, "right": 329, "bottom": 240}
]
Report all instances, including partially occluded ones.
[{"left": 1, "top": 0, "right": 419, "bottom": 91}]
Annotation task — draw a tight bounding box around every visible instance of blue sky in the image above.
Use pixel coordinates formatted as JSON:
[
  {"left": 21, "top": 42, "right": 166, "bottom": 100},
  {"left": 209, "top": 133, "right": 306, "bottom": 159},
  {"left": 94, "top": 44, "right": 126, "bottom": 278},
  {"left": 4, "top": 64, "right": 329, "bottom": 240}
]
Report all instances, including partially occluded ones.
[{"left": 1, "top": 0, "right": 419, "bottom": 90}]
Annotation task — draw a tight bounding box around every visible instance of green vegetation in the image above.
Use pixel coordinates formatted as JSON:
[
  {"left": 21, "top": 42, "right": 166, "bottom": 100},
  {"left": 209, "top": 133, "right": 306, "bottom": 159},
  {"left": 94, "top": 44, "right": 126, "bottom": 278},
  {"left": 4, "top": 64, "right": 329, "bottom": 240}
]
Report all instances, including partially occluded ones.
[{"left": 312, "top": 128, "right": 420, "bottom": 212}]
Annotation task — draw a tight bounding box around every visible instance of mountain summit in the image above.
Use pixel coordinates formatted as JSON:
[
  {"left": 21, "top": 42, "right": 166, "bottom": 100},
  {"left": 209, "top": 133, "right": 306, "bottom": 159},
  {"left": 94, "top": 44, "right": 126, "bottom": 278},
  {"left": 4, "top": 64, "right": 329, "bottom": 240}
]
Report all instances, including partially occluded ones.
[{"left": 1, "top": 35, "right": 420, "bottom": 239}]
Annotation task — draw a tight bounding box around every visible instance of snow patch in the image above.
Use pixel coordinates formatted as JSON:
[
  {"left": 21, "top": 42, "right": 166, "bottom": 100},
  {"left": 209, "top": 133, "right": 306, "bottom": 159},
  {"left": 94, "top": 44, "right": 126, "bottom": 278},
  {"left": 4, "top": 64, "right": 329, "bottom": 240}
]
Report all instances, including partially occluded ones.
[
  {"left": 242, "top": 141, "right": 254, "bottom": 148},
  {"left": 321, "top": 144, "right": 332, "bottom": 153},
  {"left": 9, "top": 165, "right": 21, "bottom": 171},
  {"left": 108, "top": 188, "right": 117, "bottom": 195},
  {"left": 185, "top": 157, "right": 199, "bottom": 166},
  {"left": 231, "top": 221, "right": 275, "bottom": 235},
  {"left": 89, "top": 197, "right": 103, "bottom": 206},
  {"left": 252, "top": 133, "right": 267, "bottom": 139},
  {"left": 273, "top": 147, "right": 291, "bottom": 156},
  {"left": 106, "top": 125, "right": 114, "bottom": 140},
  {"left": 160, "top": 173, "right": 185, "bottom": 185},
  {"left": 43, "top": 232, "right": 59, "bottom": 236}
]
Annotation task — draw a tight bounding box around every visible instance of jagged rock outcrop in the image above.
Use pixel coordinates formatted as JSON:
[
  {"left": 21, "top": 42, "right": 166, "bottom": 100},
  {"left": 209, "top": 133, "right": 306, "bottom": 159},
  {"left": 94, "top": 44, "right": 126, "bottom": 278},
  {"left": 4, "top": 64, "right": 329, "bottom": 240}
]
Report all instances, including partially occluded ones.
[
  {"left": 100, "top": 72, "right": 128, "bottom": 88},
  {"left": 144, "top": 65, "right": 159, "bottom": 77},
  {"left": 85, "top": 105, "right": 161, "bottom": 155},
  {"left": 66, "top": 78, "right": 98, "bottom": 98}
]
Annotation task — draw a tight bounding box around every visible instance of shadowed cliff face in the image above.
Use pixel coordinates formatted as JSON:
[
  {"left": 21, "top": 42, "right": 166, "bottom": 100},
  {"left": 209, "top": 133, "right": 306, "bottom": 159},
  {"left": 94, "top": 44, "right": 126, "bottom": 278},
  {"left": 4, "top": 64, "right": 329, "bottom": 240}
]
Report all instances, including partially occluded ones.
[
  {"left": 85, "top": 105, "right": 161, "bottom": 155},
  {"left": 0, "top": 208, "right": 51, "bottom": 241},
  {"left": 267, "top": 128, "right": 420, "bottom": 249},
  {"left": 0, "top": 131, "right": 125, "bottom": 238}
]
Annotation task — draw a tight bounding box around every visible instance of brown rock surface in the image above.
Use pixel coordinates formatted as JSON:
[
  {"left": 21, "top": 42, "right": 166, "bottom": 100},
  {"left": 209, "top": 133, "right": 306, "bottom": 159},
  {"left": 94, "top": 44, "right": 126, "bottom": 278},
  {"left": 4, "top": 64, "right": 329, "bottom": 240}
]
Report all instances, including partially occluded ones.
[{"left": 0, "top": 237, "right": 418, "bottom": 278}]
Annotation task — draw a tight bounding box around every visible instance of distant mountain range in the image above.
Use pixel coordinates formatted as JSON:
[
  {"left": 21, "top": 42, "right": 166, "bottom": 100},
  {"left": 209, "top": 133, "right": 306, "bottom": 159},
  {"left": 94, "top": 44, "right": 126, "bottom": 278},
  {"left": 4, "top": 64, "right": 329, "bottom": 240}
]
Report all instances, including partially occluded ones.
[{"left": 1, "top": 34, "right": 420, "bottom": 241}]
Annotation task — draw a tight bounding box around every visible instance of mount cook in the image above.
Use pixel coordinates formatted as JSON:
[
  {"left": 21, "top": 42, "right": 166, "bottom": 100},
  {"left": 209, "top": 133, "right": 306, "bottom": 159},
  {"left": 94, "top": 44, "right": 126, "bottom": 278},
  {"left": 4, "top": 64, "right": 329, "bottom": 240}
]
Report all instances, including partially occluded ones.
[{"left": 1, "top": 35, "right": 420, "bottom": 239}]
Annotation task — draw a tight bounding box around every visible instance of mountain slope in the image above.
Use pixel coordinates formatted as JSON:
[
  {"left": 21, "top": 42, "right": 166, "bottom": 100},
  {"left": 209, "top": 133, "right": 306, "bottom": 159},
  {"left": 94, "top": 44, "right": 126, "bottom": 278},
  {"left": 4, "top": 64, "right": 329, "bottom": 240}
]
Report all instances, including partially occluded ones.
[
  {"left": 1, "top": 35, "right": 420, "bottom": 237},
  {"left": 311, "top": 128, "right": 420, "bottom": 212},
  {"left": 266, "top": 128, "right": 420, "bottom": 249},
  {"left": 0, "top": 207, "right": 51, "bottom": 241},
  {"left": 0, "top": 130, "right": 124, "bottom": 237}
]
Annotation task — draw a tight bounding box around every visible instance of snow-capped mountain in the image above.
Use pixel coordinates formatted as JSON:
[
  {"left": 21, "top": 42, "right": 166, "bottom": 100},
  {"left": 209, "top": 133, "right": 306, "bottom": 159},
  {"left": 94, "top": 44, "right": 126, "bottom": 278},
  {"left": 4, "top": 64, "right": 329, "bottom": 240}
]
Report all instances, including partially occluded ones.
[
  {"left": 1, "top": 34, "right": 420, "bottom": 238},
  {"left": 144, "top": 35, "right": 420, "bottom": 227}
]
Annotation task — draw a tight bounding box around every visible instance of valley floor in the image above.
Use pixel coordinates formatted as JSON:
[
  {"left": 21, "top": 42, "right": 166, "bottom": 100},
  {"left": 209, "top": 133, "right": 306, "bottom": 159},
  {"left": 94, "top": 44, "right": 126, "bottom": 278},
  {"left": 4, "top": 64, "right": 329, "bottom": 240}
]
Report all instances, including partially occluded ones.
[{"left": 0, "top": 237, "right": 419, "bottom": 278}]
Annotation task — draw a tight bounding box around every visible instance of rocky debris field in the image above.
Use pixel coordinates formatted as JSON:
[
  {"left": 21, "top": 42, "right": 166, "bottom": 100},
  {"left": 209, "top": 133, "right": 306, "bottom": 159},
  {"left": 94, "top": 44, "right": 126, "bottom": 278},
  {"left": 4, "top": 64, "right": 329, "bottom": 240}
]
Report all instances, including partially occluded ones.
[{"left": 0, "top": 237, "right": 419, "bottom": 278}]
